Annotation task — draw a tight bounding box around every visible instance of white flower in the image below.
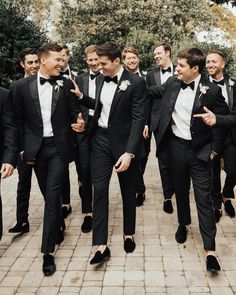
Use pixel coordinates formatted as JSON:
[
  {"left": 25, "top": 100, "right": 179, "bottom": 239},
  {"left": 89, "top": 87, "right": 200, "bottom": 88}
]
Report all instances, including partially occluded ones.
[
  {"left": 229, "top": 78, "right": 235, "bottom": 87},
  {"left": 142, "top": 70, "right": 148, "bottom": 76},
  {"left": 119, "top": 80, "right": 131, "bottom": 92},
  {"left": 55, "top": 80, "right": 64, "bottom": 91},
  {"left": 199, "top": 83, "right": 209, "bottom": 97}
]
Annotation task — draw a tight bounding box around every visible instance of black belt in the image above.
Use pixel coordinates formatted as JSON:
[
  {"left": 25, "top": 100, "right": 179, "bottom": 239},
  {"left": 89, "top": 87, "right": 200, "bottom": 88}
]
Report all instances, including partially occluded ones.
[
  {"left": 97, "top": 126, "right": 108, "bottom": 133},
  {"left": 172, "top": 133, "right": 191, "bottom": 144},
  {"left": 43, "top": 136, "right": 55, "bottom": 144}
]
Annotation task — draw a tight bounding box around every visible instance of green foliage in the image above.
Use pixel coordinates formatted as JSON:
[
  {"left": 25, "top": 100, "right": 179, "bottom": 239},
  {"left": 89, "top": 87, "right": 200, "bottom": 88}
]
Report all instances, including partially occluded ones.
[
  {"left": 212, "top": 0, "right": 236, "bottom": 6},
  {"left": 58, "top": 0, "right": 217, "bottom": 71},
  {"left": 0, "top": 0, "right": 47, "bottom": 87}
]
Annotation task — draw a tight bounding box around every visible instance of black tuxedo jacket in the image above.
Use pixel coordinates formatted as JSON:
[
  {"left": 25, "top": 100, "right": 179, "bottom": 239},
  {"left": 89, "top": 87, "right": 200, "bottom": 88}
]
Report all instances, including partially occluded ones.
[
  {"left": 152, "top": 76, "right": 229, "bottom": 162},
  {"left": 0, "top": 87, "right": 18, "bottom": 166},
  {"left": 11, "top": 74, "right": 81, "bottom": 163},
  {"left": 215, "top": 80, "right": 236, "bottom": 144},
  {"left": 80, "top": 68, "right": 146, "bottom": 159},
  {"left": 146, "top": 66, "right": 176, "bottom": 131},
  {"left": 75, "top": 72, "right": 100, "bottom": 143}
]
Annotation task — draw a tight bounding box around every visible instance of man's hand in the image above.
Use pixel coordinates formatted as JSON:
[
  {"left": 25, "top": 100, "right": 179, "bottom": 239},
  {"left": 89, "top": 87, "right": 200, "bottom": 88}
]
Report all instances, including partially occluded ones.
[
  {"left": 143, "top": 126, "right": 149, "bottom": 139},
  {"left": 71, "top": 112, "right": 85, "bottom": 133},
  {"left": 69, "top": 77, "right": 83, "bottom": 98},
  {"left": 193, "top": 106, "right": 216, "bottom": 127},
  {"left": 114, "top": 153, "right": 133, "bottom": 173},
  {"left": 0, "top": 163, "right": 14, "bottom": 179}
]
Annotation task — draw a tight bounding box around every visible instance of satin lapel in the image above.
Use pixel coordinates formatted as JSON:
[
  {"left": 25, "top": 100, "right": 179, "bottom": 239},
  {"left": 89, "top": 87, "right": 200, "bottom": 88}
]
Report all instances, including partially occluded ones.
[
  {"left": 51, "top": 83, "right": 61, "bottom": 115},
  {"left": 154, "top": 68, "right": 161, "bottom": 86},
  {"left": 28, "top": 75, "right": 42, "bottom": 120},
  {"left": 168, "top": 79, "right": 182, "bottom": 112},
  {"left": 94, "top": 74, "right": 104, "bottom": 119},
  {"left": 191, "top": 79, "right": 206, "bottom": 126},
  {"left": 109, "top": 69, "right": 130, "bottom": 119},
  {"left": 225, "top": 79, "right": 234, "bottom": 111},
  {"left": 83, "top": 73, "right": 89, "bottom": 96}
]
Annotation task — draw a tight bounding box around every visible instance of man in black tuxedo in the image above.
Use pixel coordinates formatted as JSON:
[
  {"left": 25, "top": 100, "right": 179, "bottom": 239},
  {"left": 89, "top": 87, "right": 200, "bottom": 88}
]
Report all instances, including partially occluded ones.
[
  {"left": 0, "top": 87, "right": 18, "bottom": 240},
  {"left": 122, "top": 47, "right": 149, "bottom": 207},
  {"left": 12, "top": 43, "right": 82, "bottom": 276},
  {"left": 151, "top": 48, "right": 229, "bottom": 273},
  {"left": 146, "top": 43, "right": 176, "bottom": 214},
  {"left": 74, "top": 42, "right": 146, "bottom": 264},
  {"left": 205, "top": 50, "right": 236, "bottom": 222},
  {"left": 9, "top": 48, "right": 39, "bottom": 235},
  {"left": 75, "top": 45, "right": 101, "bottom": 233}
]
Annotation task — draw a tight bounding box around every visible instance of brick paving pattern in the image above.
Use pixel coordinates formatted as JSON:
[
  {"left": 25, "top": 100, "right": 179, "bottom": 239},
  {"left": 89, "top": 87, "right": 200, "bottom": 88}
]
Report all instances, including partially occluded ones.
[{"left": 0, "top": 141, "right": 236, "bottom": 294}]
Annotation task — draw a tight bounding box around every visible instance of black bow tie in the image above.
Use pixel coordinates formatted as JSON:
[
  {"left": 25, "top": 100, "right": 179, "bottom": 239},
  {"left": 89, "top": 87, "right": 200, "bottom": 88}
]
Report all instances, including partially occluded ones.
[
  {"left": 181, "top": 81, "right": 195, "bottom": 90},
  {"left": 40, "top": 77, "right": 57, "bottom": 86},
  {"left": 60, "top": 69, "right": 70, "bottom": 76},
  {"left": 104, "top": 75, "right": 118, "bottom": 84},
  {"left": 90, "top": 73, "right": 100, "bottom": 80},
  {"left": 161, "top": 67, "right": 171, "bottom": 74},
  {"left": 212, "top": 79, "right": 224, "bottom": 86}
]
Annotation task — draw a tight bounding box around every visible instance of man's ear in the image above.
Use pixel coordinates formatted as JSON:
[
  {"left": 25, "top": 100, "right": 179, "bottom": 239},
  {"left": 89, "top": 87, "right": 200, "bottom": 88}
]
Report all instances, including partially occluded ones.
[{"left": 20, "top": 61, "right": 25, "bottom": 69}]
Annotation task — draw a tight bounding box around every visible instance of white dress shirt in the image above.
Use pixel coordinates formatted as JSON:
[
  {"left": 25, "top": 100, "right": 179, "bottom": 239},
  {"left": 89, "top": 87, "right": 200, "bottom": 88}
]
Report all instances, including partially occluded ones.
[
  {"left": 209, "top": 76, "right": 228, "bottom": 105},
  {"left": 172, "top": 75, "right": 201, "bottom": 140},
  {"left": 37, "top": 71, "right": 54, "bottom": 137},
  {"left": 98, "top": 67, "right": 124, "bottom": 128},
  {"left": 160, "top": 63, "right": 174, "bottom": 84},
  {"left": 88, "top": 70, "right": 97, "bottom": 116}
]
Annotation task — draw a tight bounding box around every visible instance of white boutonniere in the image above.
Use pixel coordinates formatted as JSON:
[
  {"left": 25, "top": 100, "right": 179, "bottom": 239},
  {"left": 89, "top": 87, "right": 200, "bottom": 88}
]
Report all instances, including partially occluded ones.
[
  {"left": 55, "top": 80, "right": 64, "bottom": 91},
  {"left": 142, "top": 70, "right": 148, "bottom": 76},
  {"left": 229, "top": 78, "right": 235, "bottom": 88},
  {"left": 118, "top": 80, "right": 131, "bottom": 92},
  {"left": 199, "top": 83, "right": 209, "bottom": 98}
]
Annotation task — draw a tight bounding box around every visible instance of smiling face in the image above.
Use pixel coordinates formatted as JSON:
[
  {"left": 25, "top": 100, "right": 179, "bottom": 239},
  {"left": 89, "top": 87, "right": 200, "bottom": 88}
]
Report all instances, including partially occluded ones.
[
  {"left": 123, "top": 52, "right": 140, "bottom": 73},
  {"left": 206, "top": 53, "right": 224, "bottom": 80},
  {"left": 153, "top": 45, "right": 171, "bottom": 68},
  {"left": 98, "top": 55, "right": 121, "bottom": 77},
  {"left": 176, "top": 58, "right": 199, "bottom": 82},
  {"left": 20, "top": 54, "right": 39, "bottom": 77},
  {"left": 86, "top": 51, "right": 101, "bottom": 73},
  {"left": 40, "top": 50, "right": 64, "bottom": 77}
]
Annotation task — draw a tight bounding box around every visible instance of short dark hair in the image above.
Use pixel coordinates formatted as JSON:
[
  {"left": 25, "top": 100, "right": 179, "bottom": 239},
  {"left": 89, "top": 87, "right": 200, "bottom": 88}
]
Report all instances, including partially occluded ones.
[
  {"left": 207, "top": 49, "right": 225, "bottom": 60},
  {"left": 178, "top": 48, "right": 205, "bottom": 73},
  {"left": 38, "top": 43, "right": 62, "bottom": 59},
  {"left": 96, "top": 42, "right": 121, "bottom": 62},
  {"left": 58, "top": 43, "right": 70, "bottom": 55},
  {"left": 154, "top": 42, "right": 172, "bottom": 58},
  {"left": 20, "top": 48, "right": 38, "bottom": 63}
]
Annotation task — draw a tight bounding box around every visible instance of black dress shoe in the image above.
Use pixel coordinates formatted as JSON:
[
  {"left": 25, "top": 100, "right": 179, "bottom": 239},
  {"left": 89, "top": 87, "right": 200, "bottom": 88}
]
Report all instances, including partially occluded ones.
[
  {"left": 224, "top": 200, "right": 235, "bottom": 217},
  {"left": 214, "top": 209, "right": 222, "bottom": 223},
  {"left": 136, "top": 193, "right": 145, "bottom": 207},
  {"left": 206, "top": 255, "right": 221, "bottom": 274},
  {"left": 42, "top": 254, "right": 56, "bottom": 276},
  {"left": 8, "top": 222, "right": 29, "bottom": 234},
  {"left": 163, "top": 199, "right": 173, "bottom": 214},
  {"left": 81, "top": 216, "right": 92, "bottom": 233},
  {"left": 90, "top": 247, "right": 111, "bottom": 265},
  {"left": 124, "top": 236, "right": 136, "bottom": 253},
  {"left": 175, "top": 225, "right": 188, "bottom": 244},
  {"left": 62, "top": 205, "right": 72, "bottom": 219}
]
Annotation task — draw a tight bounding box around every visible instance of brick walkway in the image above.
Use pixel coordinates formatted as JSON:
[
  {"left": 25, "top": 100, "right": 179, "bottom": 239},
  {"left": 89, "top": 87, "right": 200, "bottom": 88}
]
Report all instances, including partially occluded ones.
[{"left": 0, "top": 140, "right": 236, "bottom": 295}]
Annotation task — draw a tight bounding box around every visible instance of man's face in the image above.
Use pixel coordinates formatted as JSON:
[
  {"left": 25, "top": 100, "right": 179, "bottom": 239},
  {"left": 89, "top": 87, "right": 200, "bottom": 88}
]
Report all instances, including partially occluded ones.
[
  {"left": 206, "top": 53, "right": 224, "bottom": 79},
  {"left": 153, "top": 46, "right": 170, "bottom": 68},
  {"left": 20, "top": 54, "right": 39, "bottom": 77},
  {"left": 86, "top": 51, "right": 101, "bottom": 73},
  {"left": 98, "top": 55, "right": 120, "bottom": 77},
  {"left": 176, "top": 58, "right": 198, "bottom": 82},
  {"left": 61, "top": 48, "right": 70, "bottom": 70},
  {"left": 123, "top": 52, "right": 140, "bottom": 73},
  {"left": 40, "top": 51, "right": 64, "bottom": 77}
]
